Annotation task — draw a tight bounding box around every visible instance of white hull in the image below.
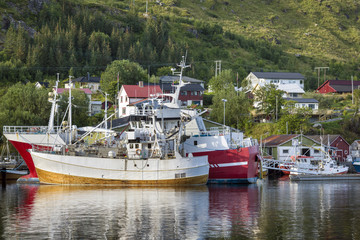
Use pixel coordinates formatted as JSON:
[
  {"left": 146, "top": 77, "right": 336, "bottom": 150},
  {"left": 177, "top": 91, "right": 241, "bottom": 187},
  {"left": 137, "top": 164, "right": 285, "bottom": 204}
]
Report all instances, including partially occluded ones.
[{"left": 30, "top": 151, "right": 209, "bottom": 185}]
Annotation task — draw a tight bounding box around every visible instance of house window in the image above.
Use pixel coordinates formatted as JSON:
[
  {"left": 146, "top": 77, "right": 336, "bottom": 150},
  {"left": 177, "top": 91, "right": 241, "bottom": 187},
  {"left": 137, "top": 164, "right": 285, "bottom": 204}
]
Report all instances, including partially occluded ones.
[
  {"left": 283, "top": 149, "right": 289, "bottom": 154},
  {"left": 181, "top": 91, "right": 187, "bottom": 96},
  {"left": 125, "top": 96, "right": 128, "bottom": 102},
  {"left": 122, "top": 107, "right": 126, "bottom": 115},
  {"left": 191, "top": 91, "right": 194, "bottom": 96},
  {"left": 309, "top": 104, "right": 315, "bottom": 109},
  {"left": 194, "top": 91, "right": 198, "bottom": 96},
  {"left": 121, "top": 96, "right": 123, "bottom": 103}
]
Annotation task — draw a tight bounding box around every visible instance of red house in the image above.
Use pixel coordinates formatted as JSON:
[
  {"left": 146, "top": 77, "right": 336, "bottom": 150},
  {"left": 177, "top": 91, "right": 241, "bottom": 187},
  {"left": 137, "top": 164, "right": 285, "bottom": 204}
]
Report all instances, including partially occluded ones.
[
  {"left": 306, "top": 135, "right": 350, "bottom": 162},
  {"left": 317, "top": 80, "right": 360, "bottom": 94}
]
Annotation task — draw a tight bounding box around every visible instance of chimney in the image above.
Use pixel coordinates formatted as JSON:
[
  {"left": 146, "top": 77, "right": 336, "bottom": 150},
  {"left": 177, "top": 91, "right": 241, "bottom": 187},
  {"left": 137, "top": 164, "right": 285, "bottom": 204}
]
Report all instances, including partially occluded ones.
[{"left": 139, "top": 81, "right": 144, "bottom": 87}]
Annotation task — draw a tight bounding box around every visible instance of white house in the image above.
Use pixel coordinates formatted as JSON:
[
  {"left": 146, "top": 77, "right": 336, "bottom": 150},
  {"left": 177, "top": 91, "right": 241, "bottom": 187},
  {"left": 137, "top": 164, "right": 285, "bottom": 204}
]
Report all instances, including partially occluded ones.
[
  {"left": 246, "top": 72, "right": 305, "bottom": 91},
  {"left": 117, "top": 82, "right": 163, "bottom": 117},
  {"left": 283, "top": 98, "right": 319, "bottom": 112}
]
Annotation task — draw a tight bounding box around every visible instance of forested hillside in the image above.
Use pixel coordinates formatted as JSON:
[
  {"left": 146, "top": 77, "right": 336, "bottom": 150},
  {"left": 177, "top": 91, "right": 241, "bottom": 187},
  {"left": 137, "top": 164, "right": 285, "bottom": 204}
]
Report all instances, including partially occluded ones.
[{"left": 1, "top": 0, "right": 360, "bottom": 90}]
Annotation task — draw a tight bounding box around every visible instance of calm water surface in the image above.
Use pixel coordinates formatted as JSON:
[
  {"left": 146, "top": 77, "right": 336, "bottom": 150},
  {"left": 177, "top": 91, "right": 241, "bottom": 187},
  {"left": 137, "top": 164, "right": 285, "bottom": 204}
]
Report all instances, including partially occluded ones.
[{"left": 1, "top": 177, "right": 360, "bottom": 239}]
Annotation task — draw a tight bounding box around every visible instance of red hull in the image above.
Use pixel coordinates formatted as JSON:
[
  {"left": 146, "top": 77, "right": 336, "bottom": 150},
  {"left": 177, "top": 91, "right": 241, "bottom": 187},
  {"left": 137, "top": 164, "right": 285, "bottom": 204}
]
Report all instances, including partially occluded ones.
[
  {"left": 192, "top": 145, "right": 259, "bottom": 183},
  {"left": 8, "top": 140, "right": 51, "bottom": 179}
]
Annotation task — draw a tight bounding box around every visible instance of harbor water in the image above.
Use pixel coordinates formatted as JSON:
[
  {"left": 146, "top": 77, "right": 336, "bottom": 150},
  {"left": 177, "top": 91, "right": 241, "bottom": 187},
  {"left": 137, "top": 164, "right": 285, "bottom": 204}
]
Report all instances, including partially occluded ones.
[{"left": 1, "top": 177, "right": 360, "bottom": 239}]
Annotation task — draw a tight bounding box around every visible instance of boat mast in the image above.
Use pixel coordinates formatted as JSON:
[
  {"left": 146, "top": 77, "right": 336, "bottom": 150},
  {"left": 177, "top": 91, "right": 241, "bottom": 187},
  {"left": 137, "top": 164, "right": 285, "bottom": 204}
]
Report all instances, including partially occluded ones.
[
  {"left": 68, "top": 76, "right": 72, "bottom": 143},
  {"left": 47, "top": 73, "right": 60, "bottom": 133}
]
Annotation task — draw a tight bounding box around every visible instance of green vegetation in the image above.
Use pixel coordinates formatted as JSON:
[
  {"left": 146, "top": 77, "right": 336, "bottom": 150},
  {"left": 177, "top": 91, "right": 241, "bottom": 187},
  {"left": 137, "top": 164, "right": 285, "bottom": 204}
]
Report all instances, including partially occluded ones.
[{"left": 1, "top": 0, "right": 360, "bottom": 144}]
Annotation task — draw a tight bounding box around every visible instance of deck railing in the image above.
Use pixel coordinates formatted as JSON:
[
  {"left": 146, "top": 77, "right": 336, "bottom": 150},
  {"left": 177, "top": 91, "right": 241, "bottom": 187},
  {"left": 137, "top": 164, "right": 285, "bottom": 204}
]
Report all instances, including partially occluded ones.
[{"left": 3, "top": 126, "right": 63, "bottom": 134}]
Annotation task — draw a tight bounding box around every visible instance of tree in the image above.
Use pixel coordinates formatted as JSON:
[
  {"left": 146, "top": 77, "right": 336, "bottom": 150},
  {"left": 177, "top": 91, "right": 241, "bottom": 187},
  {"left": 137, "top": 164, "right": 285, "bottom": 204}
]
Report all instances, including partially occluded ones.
[
  {"left": 210, "top": 87, "right": 251, "bottom": 130},
  {"left": 57, "top": 89, "right": 90, "bottom": 127},
  {"left": 100, "top": 60, "right": 147, "bottom": 101},
  {"left": 277, "top": 100, "right": 311, "bottom": 134},
  {"left": 208, "top": 69, "right": 236, "bottom": 93},
  {"left": 0, "top": 83, "right": 51, "bottom": 129},
  {"left": 254, "top": 84, "right": 285, "bottom": 120}
]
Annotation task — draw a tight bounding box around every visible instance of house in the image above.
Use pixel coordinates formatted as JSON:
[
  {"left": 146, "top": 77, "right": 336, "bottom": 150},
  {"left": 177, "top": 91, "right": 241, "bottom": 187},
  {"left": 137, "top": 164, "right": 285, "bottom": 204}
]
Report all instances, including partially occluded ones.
[
  {"left": 117, "top": 82, "right": 163, "bottom": 117},
  {"left": 262, "top": 134, "right": 349, "bottom": 162},
  {"left": 70, "top": 73, "right": 101, "bottom": 92},
  {"left": 261, "top": 135, "right": 325, "bottom": 161},
  {"left": 246, "top": 72, "right": 305, "bottom": 91},
  {"left": 283, "top": 98, "right": 319, "bottom": 112},
  {"left": 316, "top": 80, "right": 360, "bottom": 94},
  {"left": 160, "top": 83, "right": 205, "bottom": 107},
  {"left": 35, "top": 81, "right": 49, "bottom": 89},
  {"left": 306, "top": 135, "right": 350, "bottom": 162},
  {"left": 349, "top": 140, "right": 360, "bottom": 160}
]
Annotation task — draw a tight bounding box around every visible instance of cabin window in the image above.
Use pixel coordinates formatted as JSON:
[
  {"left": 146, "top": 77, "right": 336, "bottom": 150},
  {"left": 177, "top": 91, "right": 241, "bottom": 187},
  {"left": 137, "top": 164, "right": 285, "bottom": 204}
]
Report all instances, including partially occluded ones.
[
  {"left": 283, "top": 149, "right": 289, "bottom": 154},
  {"left": 130, "top": 144, "right": 134, "bottom": 149},
  {"left": 148, "top": 144, "right": 151, "bottom": 148},
  {"left": 194, "top": 141, "right": 198, "bottom": 146},
  {"left": 135, "top": 143, "right": 139, "bottom": 149},
  {"left": 314, "top": 149, "right": 320, "bottom": 154}
]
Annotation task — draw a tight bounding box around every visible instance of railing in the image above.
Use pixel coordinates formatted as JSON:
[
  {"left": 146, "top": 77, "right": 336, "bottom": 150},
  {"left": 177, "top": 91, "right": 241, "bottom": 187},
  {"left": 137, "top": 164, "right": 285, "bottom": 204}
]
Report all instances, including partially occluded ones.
[
  {"left": 3, "top": 125, "right": 63, "bottom": 134},
  {"left": 128, "top": 109, "right": 153, "bottom": 116}
]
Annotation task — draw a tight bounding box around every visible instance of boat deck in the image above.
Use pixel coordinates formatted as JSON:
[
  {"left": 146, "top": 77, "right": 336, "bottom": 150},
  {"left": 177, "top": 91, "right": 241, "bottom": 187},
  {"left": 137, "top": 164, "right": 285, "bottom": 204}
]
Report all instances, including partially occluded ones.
[{"left": 290, "top": 174, "right": 360, "bottom": 181}]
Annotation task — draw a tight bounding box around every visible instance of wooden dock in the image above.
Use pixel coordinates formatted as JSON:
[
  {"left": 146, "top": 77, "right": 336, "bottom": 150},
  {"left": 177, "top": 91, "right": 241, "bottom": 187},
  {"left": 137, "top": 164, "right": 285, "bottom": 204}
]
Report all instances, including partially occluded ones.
[{"left": 290, "top": 174, "right": 360, "bottom": 181}]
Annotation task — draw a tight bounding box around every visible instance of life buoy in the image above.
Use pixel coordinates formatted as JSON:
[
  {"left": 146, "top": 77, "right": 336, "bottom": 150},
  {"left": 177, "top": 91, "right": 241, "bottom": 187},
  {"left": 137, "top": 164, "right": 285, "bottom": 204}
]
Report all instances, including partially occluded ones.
[{"left": 136, "top": 149, "right": 142, "bottom": 155}]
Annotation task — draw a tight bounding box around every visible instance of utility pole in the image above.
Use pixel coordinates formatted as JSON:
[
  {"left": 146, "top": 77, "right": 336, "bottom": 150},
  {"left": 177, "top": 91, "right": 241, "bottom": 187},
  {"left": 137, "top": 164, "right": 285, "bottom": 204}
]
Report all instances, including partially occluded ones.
[
  {"left": 351, "top": 75, "right": 355, "bottom": 104},
  {"left": 275, "top": 95, "right": 278, "bottom": 122},
  {"left": 314, "top": 67, "right": 329, "bottom": 88},
  {"left": 215, "top": 60, "right": 221, "bottom": 77}
]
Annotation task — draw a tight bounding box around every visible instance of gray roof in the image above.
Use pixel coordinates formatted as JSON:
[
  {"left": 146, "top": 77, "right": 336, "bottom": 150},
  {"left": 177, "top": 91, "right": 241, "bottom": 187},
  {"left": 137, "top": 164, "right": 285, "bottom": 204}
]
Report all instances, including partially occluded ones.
[
  {"left": 252, "top": 72, "right": 305, "bottom": 80},
  {"left": 74, "top": 76, "right": 100, "bottom": 83},
  {"left": 160, "top": 75, "right": 204, "bottom": 83},
  {"left": 161, "top": 83, "right": 204, "bottom": 92},
  {"left": 284, "top": 98, "right": 318, "bottom": 103}
]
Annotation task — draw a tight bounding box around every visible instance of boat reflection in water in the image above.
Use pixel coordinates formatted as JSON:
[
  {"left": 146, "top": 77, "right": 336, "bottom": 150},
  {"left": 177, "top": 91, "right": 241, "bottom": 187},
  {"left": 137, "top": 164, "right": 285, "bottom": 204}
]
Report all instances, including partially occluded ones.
[{"left": 2, "top": 184, "right": 260, "bottom": 239}]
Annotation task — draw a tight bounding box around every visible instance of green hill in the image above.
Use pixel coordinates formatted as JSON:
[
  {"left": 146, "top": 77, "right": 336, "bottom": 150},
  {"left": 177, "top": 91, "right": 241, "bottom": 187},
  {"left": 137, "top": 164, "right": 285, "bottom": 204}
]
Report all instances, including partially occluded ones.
[{"left": 1, "top": 0, "right": 360, "bottom": 90}]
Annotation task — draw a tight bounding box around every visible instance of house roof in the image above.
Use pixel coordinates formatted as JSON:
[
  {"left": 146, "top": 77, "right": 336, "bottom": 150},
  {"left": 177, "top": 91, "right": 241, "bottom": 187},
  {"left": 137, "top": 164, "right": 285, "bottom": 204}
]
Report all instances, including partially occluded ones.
[
  {"left": 161, "top": 83, "right": 205, "bottom": 92},
  {"left": 252, "top": 72, "right": 305, "bottom": 80},
  {"left": 123, "top": 85, "right": 163, "bottom": 98},
  {"left": 306, "top": 135, "right": 349, "bottom": 146},
  {"left": 284, "top": 98, "right": 319, "bottom": 103},
  {"left": 36, "top": 81, "right": 49, "bottom": 88},
  {"left": 57, "top": 88, "right": 92, "bottom": 94},
  {"left": 73, "top": 76, "right": 100, "bottom": 83},
  {"left": 277, "top": 84, "right": 305, "bottom": 94},
  {"left": 317, "top": 80, "right": 360, "bottom": 93},
  {"left": 160, "top": 75, "right": 204, "bottom": 83},
  {"left": 262, "top": 134, "right": 299, "bottom": 146}
]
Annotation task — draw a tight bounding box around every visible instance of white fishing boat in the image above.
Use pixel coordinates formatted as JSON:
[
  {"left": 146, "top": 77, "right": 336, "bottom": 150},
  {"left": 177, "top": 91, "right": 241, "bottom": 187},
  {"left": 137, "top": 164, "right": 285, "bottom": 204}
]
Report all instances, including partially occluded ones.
[
  {"left": 30, "top": 114, "right": 209, "bottom": 185},
  {"left": 289, "top": 153, "right": 348, "bottom": 176}
]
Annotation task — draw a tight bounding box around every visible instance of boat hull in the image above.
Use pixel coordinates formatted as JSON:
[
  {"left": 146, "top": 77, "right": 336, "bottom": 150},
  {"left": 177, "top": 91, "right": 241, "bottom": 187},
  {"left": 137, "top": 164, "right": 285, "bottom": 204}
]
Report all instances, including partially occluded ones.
[
  {"left": 353, "top": 162, "right": 360, "bottom": 173},
  {"left": 5, "top": 133, "right": 65, "bottom": 180},
  {"left": 192, "top": 145, "right": 259, "bottom": 184},
  {"left": 30, "top": 151, "right": 209, "bottom": 185}
]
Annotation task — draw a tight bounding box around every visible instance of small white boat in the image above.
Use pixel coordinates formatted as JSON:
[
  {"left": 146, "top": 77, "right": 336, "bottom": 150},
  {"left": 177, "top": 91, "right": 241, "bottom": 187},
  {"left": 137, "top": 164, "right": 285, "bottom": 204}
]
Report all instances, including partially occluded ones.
[{"left": 290, "top": 153, "right": 348, "bottom": 176}]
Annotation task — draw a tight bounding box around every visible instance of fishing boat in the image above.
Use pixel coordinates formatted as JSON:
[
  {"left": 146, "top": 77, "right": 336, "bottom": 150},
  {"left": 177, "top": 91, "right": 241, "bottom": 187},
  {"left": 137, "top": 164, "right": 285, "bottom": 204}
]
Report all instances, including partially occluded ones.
[
  {"left": 29, "top": 105, "right": 209, "bottom": 185},
  {"left": 289, "top": 153, "right": 348, "bottom": 175}
]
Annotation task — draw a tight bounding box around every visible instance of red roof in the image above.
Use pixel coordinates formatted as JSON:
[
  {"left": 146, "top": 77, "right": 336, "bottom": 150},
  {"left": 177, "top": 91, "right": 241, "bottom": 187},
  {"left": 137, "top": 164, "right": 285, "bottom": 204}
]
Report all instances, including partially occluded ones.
[
  {"left": 57, "top": 88, "right": 92, "bottom": 94},
  {"left": 123, "top": 85, "right": 162, "bottom": 98}
]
